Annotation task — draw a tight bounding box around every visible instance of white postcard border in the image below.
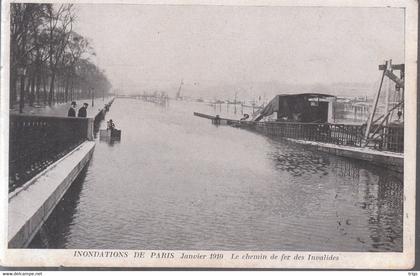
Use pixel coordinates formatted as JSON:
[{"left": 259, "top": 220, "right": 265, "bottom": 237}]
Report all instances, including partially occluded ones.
[{"left": 0, "top": 0, "right": 417, "bottom": 269}]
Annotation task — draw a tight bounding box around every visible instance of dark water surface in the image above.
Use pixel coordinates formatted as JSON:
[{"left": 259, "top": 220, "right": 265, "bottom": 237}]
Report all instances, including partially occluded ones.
[{"left": 30, "top": 98, "right": 403, "bottom": 251}]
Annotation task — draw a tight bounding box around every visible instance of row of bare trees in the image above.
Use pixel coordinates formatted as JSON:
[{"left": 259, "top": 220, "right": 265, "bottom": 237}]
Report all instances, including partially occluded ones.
[{"left": 10, "top": 3, "right": 111, "bottom": 111}]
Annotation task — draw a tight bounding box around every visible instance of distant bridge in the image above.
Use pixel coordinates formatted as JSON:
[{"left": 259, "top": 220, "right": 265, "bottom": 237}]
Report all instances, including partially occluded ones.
[{"left": 117, "top": 94, "right": 169, "bottom": 105}]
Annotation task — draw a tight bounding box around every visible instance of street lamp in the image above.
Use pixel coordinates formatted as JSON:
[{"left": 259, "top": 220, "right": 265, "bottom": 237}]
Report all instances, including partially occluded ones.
[{"left": 17, "top": 67, "right": 27, "bottom": 114}]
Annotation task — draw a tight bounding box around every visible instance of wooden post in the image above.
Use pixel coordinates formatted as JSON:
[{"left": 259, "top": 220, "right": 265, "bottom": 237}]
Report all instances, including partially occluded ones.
[
  {"left": 383, "top": 61, "right": 392, "bottom": 150},
  {"left": 384, "top": 60, "right": 392, "bottom": 126},
  {"left": 364, "top": 60, "right": 388, "bottom": 144}
]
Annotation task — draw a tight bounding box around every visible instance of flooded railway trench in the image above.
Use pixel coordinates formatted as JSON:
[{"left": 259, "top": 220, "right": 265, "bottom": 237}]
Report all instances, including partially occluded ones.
[{"left": 30, "top": 98, "right": 403, "bottom": 252}]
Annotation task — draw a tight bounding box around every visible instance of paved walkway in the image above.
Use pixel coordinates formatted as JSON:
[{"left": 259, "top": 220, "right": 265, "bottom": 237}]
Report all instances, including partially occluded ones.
[{"left": 10, "top": 97, "right": 114, "bottom": 118}]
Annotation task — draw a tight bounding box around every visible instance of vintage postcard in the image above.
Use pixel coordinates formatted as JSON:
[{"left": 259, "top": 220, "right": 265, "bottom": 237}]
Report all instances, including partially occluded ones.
[{"left": 0, "top": 0, "right": 417, "bottom": 269}]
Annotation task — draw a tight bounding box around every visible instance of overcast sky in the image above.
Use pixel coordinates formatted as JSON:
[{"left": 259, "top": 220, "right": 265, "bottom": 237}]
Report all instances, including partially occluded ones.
[{"left": 73, "top": 5, "right": 404, "bottom": 97}]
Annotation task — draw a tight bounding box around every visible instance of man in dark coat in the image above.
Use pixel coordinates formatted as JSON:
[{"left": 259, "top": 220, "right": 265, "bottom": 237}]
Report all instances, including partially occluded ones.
[
  {"left": 67, "top": 101, "right": 77, "bottom": 117},
  {"left": 77, "top": 103, "right": 89, "bottom": 117}
]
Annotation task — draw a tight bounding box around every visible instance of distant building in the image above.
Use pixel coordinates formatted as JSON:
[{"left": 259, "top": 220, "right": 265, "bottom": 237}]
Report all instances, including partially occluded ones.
[
  {"left": 333, "top": 96, "right": 371, "bottom": 123},
  {"left": 254, "top": 93, "right": 335, "bottom": 123}
]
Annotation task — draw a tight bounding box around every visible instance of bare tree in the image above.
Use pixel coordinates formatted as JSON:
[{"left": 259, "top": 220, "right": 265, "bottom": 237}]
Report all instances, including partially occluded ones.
[
  {"left": 10, "top": 3, "right": 112, "bottom": 110},
  {"left": 10, "top": 4, "right": 50, "bottom": 108},
  {"left": 45, "top": 4, "right": 74, "bottom": 105}
]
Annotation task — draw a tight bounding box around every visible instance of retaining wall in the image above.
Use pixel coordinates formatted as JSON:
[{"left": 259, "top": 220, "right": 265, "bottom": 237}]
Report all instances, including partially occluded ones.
[
  {"left": 8, "top": 141, "right": 95, "bottom": 248},
  {"left": 8, "top": 97, "right": 115, "bottom": 248}
]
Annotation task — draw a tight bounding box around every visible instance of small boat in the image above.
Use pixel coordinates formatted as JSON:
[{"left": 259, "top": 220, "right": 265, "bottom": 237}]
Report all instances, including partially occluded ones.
[{"left": 99, "top": 129, "right": 122, "bottom": 140}]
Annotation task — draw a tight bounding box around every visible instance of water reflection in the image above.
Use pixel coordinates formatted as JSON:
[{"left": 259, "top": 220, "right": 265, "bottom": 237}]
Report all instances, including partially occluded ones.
[
  {"left": 29, "top": 166, "right": 90, "bottom": 248},
  {"left": 259, "top": 136, "right": 403, "bottom": 252},
  {"left": 369, "top": 173, "right": 403, "bottom": 251},
  {"left": 99, "top": 135, "right": 121, "bottom": 146},
  {"left": 269, "top": 150, "right": 330, "bottom": 177},
  {"left": 29, "top": 99, "right": 403, "bottom": 251}
]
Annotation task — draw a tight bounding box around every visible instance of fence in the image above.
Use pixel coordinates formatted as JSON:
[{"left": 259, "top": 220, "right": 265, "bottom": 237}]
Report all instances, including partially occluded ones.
[
  {"left": 239, "top": 121, "right": 403, "bottom": 153},
  {"left": 380, "top": 125, "right": 404, "bottom": 153},
  {"left": 9, "top": 114, "right": 92, "bottom": 193}
]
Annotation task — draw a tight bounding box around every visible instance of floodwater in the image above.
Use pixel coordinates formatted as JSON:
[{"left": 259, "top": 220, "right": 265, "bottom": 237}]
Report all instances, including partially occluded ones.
[{"left": 30, "top": 98, "right": 403, "bottom": 252}]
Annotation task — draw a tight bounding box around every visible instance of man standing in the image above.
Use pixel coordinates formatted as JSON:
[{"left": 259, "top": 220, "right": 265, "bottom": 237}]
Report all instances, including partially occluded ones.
[
  {"left": 67, "top": 101, "right": 77, "bottom": 117},
  {"left": 77, "top": 103, "right": 89, "bottom": 118}
]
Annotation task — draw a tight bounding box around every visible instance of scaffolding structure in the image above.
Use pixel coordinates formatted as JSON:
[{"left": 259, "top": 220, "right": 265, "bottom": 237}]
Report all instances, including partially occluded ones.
[{"left": 363, "top": 59, "right": 404, "bottom": 150}]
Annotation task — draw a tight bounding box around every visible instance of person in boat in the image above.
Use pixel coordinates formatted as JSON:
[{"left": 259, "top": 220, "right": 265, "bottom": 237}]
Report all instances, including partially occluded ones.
[
  {"left": 240, "top": 114, "right": 250, "bottom": 121},
  {"left": 107, "top": 119, "right": 115, "bottom": 131},
  {"left": 106, "top": 119, "right": 115, "bottom": 135},
  {"left": 67, "top": 101, "right": 77, "bottom": 117}
]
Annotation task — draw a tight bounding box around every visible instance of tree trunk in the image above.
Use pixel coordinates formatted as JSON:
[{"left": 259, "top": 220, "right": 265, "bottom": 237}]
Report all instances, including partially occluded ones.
[
  {"left": 19, "top": 74, "right": 25, "bottom": 113},
  {"left": 43, "top": 73, "right": 47, "bottom": 105},
  {"left": 61, "top": 78, "right": 64, "bottom": 103},
  {"left": 36, "top": 69, "right": 41, "bottom": 105},
  {"left": 29, "top": 72, "right": 35, "bottom": 106},
  {"left": 10, "top": 68, "right": 18, "bottom": 108},
  {"left": 70, "top": 75, "right": 74, "bottom": 101},
  {"left": 48, "top": 72, "right": 55, "bottom": 106},
  {"left": 59, "top": 78, "right": 63, "bottom": 103},
  {"left": 64, "top": 74, "right": 69, "bottom": 102}
]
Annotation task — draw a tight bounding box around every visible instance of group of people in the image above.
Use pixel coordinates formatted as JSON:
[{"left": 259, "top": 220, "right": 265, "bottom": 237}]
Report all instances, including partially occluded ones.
[
  {"left": 67, "top": 101, "right": 89, "bottom": 118},
  {"left": 68, "top": 101, "right": 117, "bottom": 131}
]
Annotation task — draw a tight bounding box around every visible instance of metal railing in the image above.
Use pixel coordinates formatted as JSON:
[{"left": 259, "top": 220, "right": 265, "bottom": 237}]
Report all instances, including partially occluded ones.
[
  {"left": 9, "top": 114, "right": 91, "bottom": 193},
  {"left": 374, "top": 125, "right": 404, "bottom": 153},
  {"left": 238, "top": 121, "right": 403, "bottom": 153}
]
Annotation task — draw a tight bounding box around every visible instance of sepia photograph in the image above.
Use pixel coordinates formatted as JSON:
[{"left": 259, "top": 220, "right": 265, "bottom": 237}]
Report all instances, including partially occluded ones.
[{"left": 0, "top": 0, "right": 417, "bottom": 269}]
